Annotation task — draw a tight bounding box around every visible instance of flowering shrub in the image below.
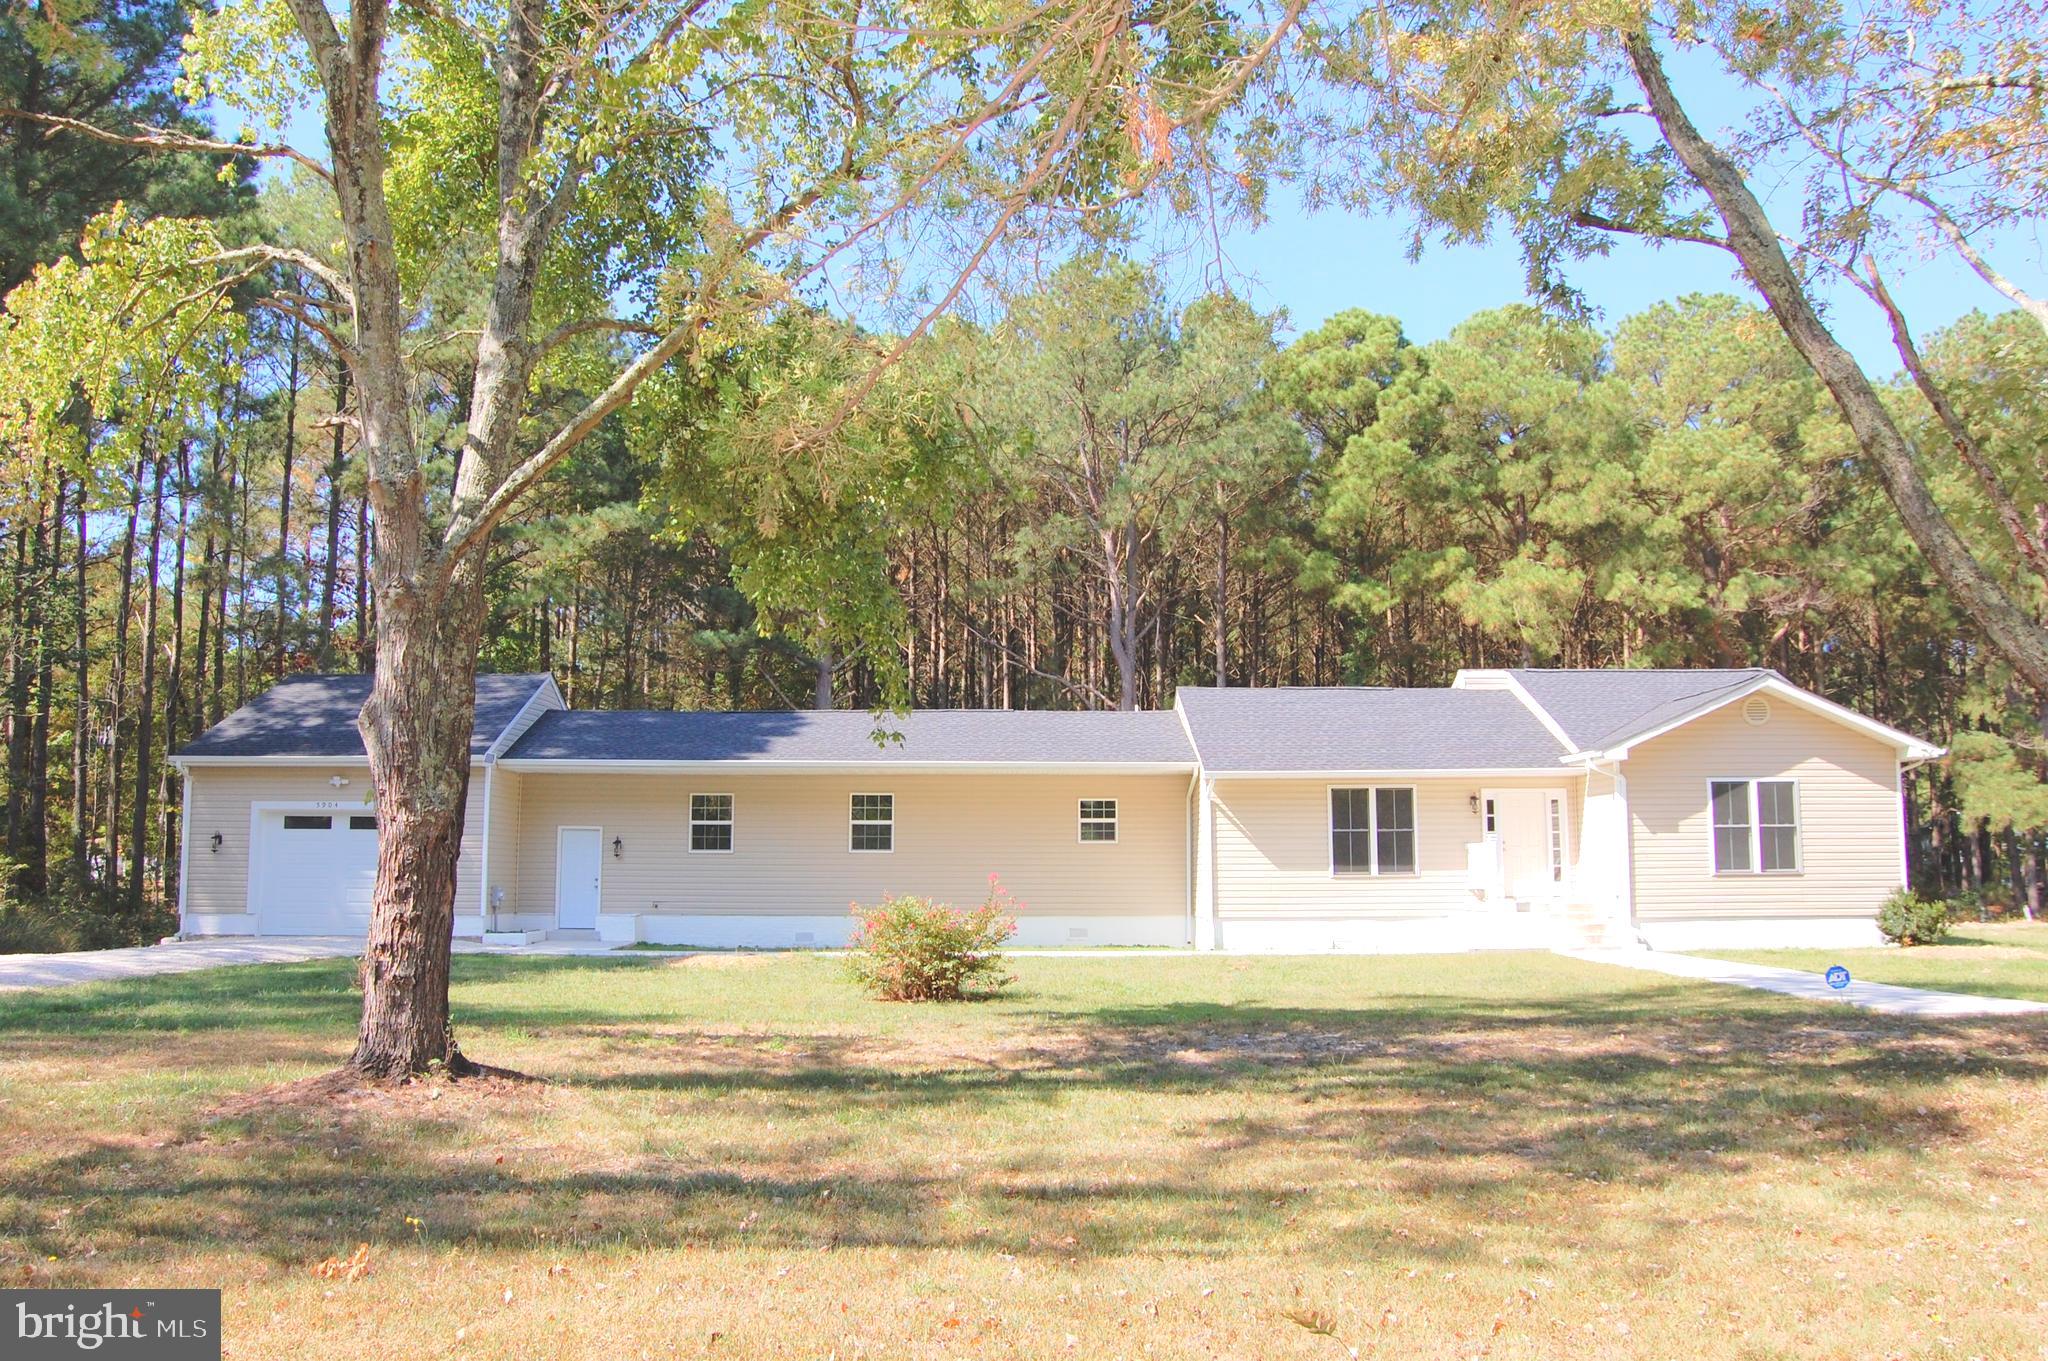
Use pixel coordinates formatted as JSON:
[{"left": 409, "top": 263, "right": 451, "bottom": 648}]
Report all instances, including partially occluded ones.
[{"left": 845, "top": 875, "right": 1019, "bottom": 1001}]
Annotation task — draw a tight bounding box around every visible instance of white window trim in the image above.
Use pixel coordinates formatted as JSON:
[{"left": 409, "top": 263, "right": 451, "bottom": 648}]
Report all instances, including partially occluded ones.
[
  {"left": 689, "top": 792, "right": 735, "bottom": 854},
  {"left": 1078, "top": 798, "right": 1118, "bottom": 845},
  {"left": 849, "top": 791, "right": 895, "bottom": 854},
  {"left": 1327, "top": 784, "right": 1418, "bottom": 877},
  {"left": 1707, "top": 777, "right": 1803, "bottom": 876}
]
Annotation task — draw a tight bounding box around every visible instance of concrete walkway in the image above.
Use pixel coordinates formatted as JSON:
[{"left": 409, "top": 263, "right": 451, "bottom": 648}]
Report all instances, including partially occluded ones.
[
  {"left": 1562, "top": 947, "right": 2048, "bottom": 1017},
  {"left": 0, "top": 937, "right": 366, "bottom": 991}
]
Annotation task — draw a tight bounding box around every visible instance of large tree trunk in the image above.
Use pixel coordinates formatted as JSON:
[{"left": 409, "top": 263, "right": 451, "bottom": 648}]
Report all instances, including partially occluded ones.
[{"left": 348, "top": 560, "right": 488, "bottom": 1078}]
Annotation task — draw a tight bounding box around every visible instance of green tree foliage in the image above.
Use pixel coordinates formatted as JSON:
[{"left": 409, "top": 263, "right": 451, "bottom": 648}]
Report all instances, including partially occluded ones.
[
  {"left": 0, "top": 0, "right": 252, "bottom": 291},
  {"left": 1298, "top": 0, "right": 2048, "bottom": 702},
  {"left": 963, "top": 257, "right": 1302, "bottom": 707}
]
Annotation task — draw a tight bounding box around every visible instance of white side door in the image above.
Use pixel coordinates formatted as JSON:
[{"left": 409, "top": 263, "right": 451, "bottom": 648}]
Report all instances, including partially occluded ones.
[{"left": 555, "top": 826, "right": 602, "bottom": 929}]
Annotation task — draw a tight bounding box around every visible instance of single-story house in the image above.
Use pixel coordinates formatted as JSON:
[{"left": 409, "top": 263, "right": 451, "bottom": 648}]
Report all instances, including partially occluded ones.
[{"left": 170, "top": 667, "right": 1942, "bottom": 952}]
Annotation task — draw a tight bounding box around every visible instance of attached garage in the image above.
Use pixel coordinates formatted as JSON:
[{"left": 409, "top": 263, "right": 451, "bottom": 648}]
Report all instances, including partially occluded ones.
[
  {"left": 248, "top": 808, "right": 380, "bottom": 934},
  {"left": 172, "top": 672, "right": 562, "bottom": 938}
]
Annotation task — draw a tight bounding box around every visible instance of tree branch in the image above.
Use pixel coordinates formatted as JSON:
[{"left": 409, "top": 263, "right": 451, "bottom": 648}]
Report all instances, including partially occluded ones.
[
  {"left": 0, "top": 107, "right": 332, "bottom": 181},
  {"left": 536, "top": 316, "right": 665, "bottom": 356},
  {"left": 193, "top": 245, "right": 355, "bottom": 304},
  {"left": 1857, "top": 255, "right": 2048, "bottom": 581},
  {"left": 1571, "top": 208, "right": 1731, "bottom": 252}
]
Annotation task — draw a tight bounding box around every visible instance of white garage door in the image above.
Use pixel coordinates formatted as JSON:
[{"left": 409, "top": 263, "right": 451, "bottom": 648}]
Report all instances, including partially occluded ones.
[{"left": 252, "top": 809, "right": 380, "bottom": 935}]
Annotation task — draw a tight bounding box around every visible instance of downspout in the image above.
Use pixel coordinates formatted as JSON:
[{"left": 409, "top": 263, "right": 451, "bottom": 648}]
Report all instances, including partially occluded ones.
[
  {"left": 1193, "top": 774, "right": 1219, "bottom": 951},
  {"left": 478, "top": 758, "right": 495, "bottom": 933},
  {"left": 176, "top": 767, "right": 192, "bottom": 939},
  {"left": 1184, "top": 767, "right": 1198, "bottom": 948}
]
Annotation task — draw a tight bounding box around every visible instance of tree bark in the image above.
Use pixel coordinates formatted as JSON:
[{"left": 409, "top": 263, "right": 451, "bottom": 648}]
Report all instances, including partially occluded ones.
[
  {"left": 1213, "top": 510, "right": 1228, "bottom": 687},
  {"left": 274, "top": 314, "right": 302, "bottom": 678},
  {"left": 126, "top": 454, "right": 166, "bottom": 916},
  {"left": 158, "top": 454, "right": 189, "bottom": 910},
  {"left": 813, "top": 641, "right": 835, "bottom": 709},
  {"left": 26, "top": 481, "right": 62, "bottom": 895},
  {"left": 106, "top": 449, "right": 146, "bottom": 896},
  {"left": 71, "top": 482, "right": 90, "bottom": 883}
]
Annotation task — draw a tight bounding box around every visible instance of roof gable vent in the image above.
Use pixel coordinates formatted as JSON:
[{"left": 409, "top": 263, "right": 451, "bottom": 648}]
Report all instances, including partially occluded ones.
[{"left": 1742, "top": 695, "right": 1771, "bottom": 726}]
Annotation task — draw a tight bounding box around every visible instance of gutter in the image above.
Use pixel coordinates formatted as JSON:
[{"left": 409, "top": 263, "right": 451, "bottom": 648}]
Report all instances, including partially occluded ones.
[{"left": 494, "top": 758, "right": 1200, "bottom": 775}]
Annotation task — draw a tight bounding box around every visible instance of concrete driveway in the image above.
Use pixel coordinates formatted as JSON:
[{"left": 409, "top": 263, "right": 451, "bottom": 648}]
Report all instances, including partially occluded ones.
[{"left": 0, "top": 937, "right": 364, "bottom": 991}]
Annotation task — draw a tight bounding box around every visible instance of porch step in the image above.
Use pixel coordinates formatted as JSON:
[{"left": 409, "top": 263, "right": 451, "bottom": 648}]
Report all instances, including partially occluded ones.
[
  {"left": 544, "top": 928, "right": 600, "bottom": 943},
  {"left": 481, "top": 929, "right": 546, "bottom": 946},
  {"left": 1554, "top": 921, "right": 1640, "bottom": 950}
]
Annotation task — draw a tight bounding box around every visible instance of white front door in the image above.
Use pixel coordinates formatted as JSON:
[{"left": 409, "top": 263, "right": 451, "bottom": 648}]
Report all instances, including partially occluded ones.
[
  {"left": 1483, "top": 789, "right": 1569, "bottom": 904},
  {"left": 555, "top": 826, "right": 602, "bottom": 929}
]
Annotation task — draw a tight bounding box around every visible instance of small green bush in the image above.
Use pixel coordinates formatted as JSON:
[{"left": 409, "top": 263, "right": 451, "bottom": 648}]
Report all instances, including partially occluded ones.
[
  {"left": 845, "top": 876, "right": 1018, "bottom": 1001},
  {"left": 1878, "top": 889, "right": 1951, "bottom": 947}
]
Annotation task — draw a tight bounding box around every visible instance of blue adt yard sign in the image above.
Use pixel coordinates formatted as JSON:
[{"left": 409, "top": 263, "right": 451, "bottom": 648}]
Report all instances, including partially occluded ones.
[{"left": 1825, "top": 965, "right": 1851, "bottom": 990}]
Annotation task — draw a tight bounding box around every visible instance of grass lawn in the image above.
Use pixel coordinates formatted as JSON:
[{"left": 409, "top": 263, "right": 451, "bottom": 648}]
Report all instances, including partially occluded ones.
[
  {"left": 3, "top": 953, "right": 2045, "bottom": 1359},
  {"left": 1704, "top": 921, "right": 2048, "bottom": 1004}
]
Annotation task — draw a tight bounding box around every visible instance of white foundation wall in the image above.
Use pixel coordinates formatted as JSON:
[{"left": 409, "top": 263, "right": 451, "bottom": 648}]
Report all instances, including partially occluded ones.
[{"left": 1638, "top": 917, "right": 1889, "bottom": 951}]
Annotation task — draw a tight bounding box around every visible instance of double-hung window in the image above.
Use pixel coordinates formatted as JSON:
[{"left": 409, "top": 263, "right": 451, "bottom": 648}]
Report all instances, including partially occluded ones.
[
  {"left": 1330, "top": 787, "right": 1416, "bottom": 875},
  {"left": 1709, "top": 779, "right": 1800, "bottom": 874},
  {"left": 850, "top": 793, "right": 894, "bottom": 853},
  {"left": 690, "top": 794, "right": 734, "bottom": 853},
  {"left": 1079, "top": 799, "right": 1118, "bottom": 843}
]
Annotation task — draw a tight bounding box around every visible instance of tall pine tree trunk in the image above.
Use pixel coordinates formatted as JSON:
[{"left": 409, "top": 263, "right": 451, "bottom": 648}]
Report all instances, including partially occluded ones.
[
  {"left": 71, "top": 484, "right": 90, "bottom": 883},
  {"left": 106, "top": 449, "right": 146, "bottom": 896},
  {"left": 318, "top": 366, "right": 350, "bottom": 668},
  {"left": 125, "top": 454, "right": 166, "bottom": 917},
  {"left": 157, "top": 454, "right": 188, "bottom": 910},
  {"left": 273, "top": 315, "right": 301, "bottom": 678}
]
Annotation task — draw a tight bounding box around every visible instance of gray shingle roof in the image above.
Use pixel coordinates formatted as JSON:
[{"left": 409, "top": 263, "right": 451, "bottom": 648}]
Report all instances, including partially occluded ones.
[
  {"left": 1174, "top": 686, "right": 1568, "bottom": 772},
  {"left": 501, "top": 708, "right": 1197, "bottom": 765},
  {"left": 1506, "top": 668, "right": 1773, "bottom": 752},
  {"left": 177, "top": 673, "right": 553, "bottom": 759}
]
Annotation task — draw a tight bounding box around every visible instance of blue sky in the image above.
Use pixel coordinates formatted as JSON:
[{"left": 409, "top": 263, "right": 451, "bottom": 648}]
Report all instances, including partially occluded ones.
[
  {"left": 1189, "top": 35, "right": 2045, "bottom": 375},
  {"left": 1202, "top": 184, "right": 2033, "bottom": 376}
]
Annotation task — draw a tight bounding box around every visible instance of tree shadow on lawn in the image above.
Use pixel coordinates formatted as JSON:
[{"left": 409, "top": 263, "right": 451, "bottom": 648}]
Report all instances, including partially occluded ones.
[{"left": 8, "top": 961, "right": 2047, "bottom": 1278}]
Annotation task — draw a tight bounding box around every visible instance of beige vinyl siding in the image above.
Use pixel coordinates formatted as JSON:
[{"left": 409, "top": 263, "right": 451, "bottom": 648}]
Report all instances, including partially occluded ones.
[
  {"left": 482, "top": 768, "right": 522, "bottom": 916},
  {"left": 1623, "top": 699, "right": 1901, "bottom": 921},
  {"left": 182, "top": 763, "right": 486, "bottom": 921},
  {"left": 1211, "top": 776, "right": 1582, "bottom": 920},
  {"left": 511, "top": 771, "right": 1188, "bottom": 921}
]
